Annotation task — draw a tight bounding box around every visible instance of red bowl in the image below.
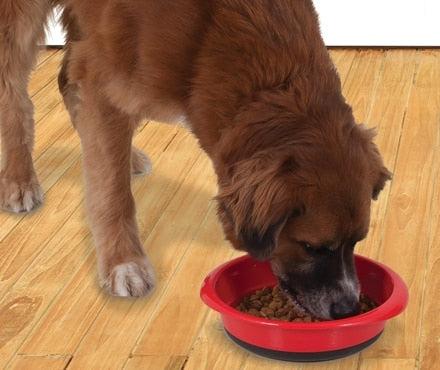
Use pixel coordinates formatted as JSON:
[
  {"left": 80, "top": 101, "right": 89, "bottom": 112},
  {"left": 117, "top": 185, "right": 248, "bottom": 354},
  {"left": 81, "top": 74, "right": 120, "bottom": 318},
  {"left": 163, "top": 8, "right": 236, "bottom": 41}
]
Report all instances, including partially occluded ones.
[{"left": 200, "top": 254, "right": 408, "bottom": 362}]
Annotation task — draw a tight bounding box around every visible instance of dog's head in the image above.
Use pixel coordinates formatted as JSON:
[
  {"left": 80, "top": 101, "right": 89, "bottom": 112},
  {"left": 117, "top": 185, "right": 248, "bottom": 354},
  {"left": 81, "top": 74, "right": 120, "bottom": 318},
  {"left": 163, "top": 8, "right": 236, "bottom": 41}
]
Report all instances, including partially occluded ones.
[{"left": 216, "top": 118, "right": 391, "bottom": 320}]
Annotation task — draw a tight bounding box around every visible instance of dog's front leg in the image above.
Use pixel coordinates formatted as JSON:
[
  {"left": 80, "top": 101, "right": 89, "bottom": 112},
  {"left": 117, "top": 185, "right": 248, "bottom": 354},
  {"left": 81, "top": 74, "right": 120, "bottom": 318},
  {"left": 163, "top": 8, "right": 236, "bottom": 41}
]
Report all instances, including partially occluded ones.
[
  {"left": 75, "top": 93, "right": 155, "bottom": 297},
  {"left": 0, "top": 1, "right": 48, "bottom": 213}
]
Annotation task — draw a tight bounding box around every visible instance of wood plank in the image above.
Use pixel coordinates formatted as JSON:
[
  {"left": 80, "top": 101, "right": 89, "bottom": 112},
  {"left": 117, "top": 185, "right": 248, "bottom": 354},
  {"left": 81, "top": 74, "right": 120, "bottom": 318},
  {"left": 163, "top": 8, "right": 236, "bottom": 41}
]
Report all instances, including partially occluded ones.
[
  {"left": 35, "top": 47, "right": 56, "bottom": 65},
  {"left": 0, "top": 161, "right": 85, "bottom": 367},
  {"left": 358, "top": 50, "right": 418, "bottom": 259},
  {"left": 342, "top": 49, "right": 386, "bottom": 124},
  {"left": 419, "top": 189, "right": 440, "bottom": 368},
  {"left": 33, "top": 79, "right": 62, "bottom": 123},
  {"left": 125, "top": 355, "right": 188, "bottom": 370},
  {"left": 8, "top": 355, "right": 71, "bottom": 370},
  {"left": 362, "top": 50, "right": 439, "bottom": 359},
  {"left": 132, "top": 120, "right": 179, "bottom": 162},
  {"left": 0, "top": 158, "right": 83, "bottom": 292},
  {"left": 29, "top": 49, "right": 63, "bottom": 96},
  {"left": 329, "top": 48, "right": 357, "bottom": 86},
  {"left": 184, "top": 311, "right": 248, "bottom": 370},
  {"left": 18, "top": 252, "right": 103, "bottom": 357},
  {"left": 417, "top": 51, "right": 440, "bottom": 370},
  {"left": 34, "top": 104, "right": 74, "bottom": 157},
  {"left": 132, "top": 124, "right": 191, "bottom": 238},
  {"left": 132, "top": 203, "right": 234, "bottom": 356},
  {"left": 359, "top": 358, "right": 416, "bottom": 370},
  {"left": 242, "top": 355, "right": 303, "bottom": 370},
  {"left": 289, "top": 356, "right": 360, "bottom": 370}
]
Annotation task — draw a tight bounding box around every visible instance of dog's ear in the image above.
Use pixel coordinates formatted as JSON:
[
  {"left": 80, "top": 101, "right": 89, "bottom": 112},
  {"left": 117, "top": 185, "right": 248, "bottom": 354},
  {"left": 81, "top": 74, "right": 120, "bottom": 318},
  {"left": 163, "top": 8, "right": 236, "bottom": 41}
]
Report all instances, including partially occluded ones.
[
  {"left": 372, "top": 165, "right": 392, "bottom": 200},
  {"left": 216, "top": 154, "right": 298, "bottom": 260},
  {"left": 356, "top": 125, "right": 392, "bottom": 200},
  {"left": 366, "top": 132, "right": 392, "bottom": 200}
]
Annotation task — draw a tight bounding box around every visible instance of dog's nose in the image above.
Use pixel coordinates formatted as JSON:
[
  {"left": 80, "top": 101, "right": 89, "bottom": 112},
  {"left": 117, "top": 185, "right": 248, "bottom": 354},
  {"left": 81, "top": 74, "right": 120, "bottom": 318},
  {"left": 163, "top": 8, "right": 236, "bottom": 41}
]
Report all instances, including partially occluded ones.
[{"left": 330, "top": 298, "right": 360, "bottom": 319}]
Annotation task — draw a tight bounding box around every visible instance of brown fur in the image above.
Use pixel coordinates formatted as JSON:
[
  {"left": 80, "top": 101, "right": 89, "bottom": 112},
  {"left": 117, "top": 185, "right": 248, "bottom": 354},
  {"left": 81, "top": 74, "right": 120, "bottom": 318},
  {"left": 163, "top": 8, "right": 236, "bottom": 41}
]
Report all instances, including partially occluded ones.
[{"left": 0, "top": 0, "right": 390, "bottom": 318}]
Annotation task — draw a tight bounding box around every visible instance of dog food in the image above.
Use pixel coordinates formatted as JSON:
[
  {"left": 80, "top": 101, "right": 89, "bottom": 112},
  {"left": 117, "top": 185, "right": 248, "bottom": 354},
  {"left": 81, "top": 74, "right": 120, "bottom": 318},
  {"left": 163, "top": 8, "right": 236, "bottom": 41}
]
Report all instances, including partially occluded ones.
[{"left": 236, "top": 285, "right": 378, "bottom": 322}]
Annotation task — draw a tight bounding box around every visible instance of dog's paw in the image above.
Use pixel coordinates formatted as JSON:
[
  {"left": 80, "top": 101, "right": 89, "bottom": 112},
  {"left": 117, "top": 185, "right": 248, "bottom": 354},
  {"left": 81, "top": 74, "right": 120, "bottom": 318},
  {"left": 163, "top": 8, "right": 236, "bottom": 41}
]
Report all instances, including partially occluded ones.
[
  {"left": 100, "top": 259, "right": 156, "bottom": 297},
  {"left": 0, "top": 176, "right": 43, "bottom": 213},
  {"left": 131, "top": 147, "right": 152, "bottom": 176}
]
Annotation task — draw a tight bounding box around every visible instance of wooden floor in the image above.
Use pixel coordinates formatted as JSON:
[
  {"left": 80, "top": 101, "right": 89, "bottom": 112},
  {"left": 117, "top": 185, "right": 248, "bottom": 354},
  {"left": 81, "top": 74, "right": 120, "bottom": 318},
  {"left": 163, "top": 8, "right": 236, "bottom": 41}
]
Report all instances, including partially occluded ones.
[{"left": 0, "top": 48, "right": 439, "bottom": 369}]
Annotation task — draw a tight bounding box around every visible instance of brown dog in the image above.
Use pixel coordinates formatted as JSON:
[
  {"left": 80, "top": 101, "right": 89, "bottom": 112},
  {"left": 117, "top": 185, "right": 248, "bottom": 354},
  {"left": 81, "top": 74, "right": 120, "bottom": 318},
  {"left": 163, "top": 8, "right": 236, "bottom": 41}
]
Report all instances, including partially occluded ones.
[{"left": 0, "top": 0, "right": 390, "bottom": 319}]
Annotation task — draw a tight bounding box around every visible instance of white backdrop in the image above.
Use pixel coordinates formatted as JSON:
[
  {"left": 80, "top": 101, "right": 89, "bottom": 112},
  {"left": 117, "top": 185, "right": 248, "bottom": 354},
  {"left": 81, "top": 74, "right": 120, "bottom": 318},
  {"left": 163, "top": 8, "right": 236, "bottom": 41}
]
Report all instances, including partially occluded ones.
[
  {"left": 313, "top": 0, "right": 440, "bottom": 46},
  {"left": 45, "top": 7, "right": 64, "bottom": 45},
  {"left": 45, "top": 1, "right": 440, "bottom": 46}
]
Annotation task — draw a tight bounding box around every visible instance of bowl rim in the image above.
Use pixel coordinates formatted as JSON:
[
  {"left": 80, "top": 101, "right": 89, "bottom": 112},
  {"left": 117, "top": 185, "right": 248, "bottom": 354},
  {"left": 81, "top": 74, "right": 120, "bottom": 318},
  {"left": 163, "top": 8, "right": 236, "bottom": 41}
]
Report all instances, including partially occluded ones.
[{"left": 201, "top": 254, "right": 409, "bottom": 330}]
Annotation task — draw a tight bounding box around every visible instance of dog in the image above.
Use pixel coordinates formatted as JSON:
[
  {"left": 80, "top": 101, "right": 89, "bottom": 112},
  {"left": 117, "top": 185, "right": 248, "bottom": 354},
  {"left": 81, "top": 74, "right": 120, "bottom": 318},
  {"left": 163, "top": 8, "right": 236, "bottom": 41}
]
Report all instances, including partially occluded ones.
[{"left": 0, "top": 0, "right": 391, "bottom": 320}]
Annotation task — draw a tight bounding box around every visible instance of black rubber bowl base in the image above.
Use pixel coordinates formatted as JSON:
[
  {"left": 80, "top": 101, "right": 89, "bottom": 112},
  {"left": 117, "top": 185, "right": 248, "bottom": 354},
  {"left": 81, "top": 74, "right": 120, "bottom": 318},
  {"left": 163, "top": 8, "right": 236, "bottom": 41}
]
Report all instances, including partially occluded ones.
[{"left": 225, "top": 329, "right": 383, "bottom": 362}]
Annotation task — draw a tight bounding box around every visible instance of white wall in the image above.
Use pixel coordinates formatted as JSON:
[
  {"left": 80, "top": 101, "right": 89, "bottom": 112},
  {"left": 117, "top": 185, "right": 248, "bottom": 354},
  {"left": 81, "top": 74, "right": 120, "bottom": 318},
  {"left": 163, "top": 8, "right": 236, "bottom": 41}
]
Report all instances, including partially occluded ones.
[
  {"left": 45, "top": 2, "right": 440, "bottom": 46},
  {"left": 45, "top": 7, "right": 64, "bottom": 45},
  {"left": 313, "top": 0, "right": 440, "bottom": 46}
]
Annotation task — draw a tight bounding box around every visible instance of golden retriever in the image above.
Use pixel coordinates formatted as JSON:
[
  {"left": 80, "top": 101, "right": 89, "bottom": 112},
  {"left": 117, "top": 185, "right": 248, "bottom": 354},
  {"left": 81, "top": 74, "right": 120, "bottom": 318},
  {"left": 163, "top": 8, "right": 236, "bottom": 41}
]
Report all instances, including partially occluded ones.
[{"left": 0, "top": 0, "right": 391, "bottom": 319}]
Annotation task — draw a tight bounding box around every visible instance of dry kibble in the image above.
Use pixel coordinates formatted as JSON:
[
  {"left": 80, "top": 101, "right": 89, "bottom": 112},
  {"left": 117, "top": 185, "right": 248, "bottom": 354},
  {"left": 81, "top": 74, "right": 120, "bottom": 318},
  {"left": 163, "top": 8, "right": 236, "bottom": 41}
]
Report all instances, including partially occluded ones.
[
  {"left": 250, "top": 300, "right": 263, "bottom": 310},
  {"left": 248, "top": 308, "right": 261, "bottom": 317},
  {"left": 236, "top": 286, "right": 378, "bottom": 322}
]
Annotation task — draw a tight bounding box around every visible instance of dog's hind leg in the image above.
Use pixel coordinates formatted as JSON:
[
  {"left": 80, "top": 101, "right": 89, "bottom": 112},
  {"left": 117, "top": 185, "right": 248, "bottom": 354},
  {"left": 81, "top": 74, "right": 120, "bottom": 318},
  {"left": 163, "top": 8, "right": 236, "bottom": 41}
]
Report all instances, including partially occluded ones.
[
  {"left": 131, "top": 146, "right": 152, "bottom": 175},
  {"left": 0, "top": 0, "right": 51, "bottom": 212}
]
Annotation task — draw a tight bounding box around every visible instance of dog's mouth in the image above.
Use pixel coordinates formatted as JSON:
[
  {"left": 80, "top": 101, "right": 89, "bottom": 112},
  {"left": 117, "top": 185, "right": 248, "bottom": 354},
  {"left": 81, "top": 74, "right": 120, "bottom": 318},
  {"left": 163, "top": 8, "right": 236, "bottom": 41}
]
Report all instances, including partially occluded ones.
[{"left": 278, "top": 278, "right": 311, "bottom": 317}]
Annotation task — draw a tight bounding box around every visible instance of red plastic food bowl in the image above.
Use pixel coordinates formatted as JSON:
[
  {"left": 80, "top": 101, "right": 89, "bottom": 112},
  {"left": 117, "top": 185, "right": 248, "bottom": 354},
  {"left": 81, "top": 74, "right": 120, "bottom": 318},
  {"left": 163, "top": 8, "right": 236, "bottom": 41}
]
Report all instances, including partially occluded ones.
[{"left": 201, "top": 254, "right": 408, "bottom": 362}]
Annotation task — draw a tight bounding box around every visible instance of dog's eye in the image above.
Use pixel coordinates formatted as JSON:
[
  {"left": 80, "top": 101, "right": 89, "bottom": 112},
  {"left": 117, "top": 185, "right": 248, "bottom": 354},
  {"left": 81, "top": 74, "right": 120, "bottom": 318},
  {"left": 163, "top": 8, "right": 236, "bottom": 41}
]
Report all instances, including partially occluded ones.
[
  {"left": 299, "top": 241, "right": 335, "bottom": 256},
  {"left": 298, "top": 241, "right": 313, "bottom": 250}
]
